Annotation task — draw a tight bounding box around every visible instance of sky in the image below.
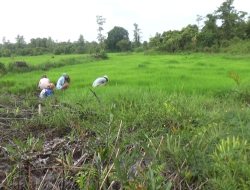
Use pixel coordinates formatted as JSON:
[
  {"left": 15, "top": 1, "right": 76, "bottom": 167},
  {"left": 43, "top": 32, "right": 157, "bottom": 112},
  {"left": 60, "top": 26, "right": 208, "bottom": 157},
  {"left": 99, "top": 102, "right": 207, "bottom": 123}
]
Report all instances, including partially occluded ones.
[{"left": 0, "top": 0, "right": 249, "bottom": 44}]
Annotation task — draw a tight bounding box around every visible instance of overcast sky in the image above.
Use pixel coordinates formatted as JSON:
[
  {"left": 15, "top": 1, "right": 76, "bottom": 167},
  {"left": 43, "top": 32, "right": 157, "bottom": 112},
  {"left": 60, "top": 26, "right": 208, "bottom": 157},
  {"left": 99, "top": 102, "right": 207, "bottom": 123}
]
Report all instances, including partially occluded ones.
[{"left": 0, "top": 0, "right": 249, "bottom": 43}]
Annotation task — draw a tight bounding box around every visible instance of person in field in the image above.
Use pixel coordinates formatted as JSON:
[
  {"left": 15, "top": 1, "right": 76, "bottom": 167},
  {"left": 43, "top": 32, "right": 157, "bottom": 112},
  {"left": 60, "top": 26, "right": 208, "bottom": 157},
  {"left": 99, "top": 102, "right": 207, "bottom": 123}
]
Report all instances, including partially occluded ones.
[
  {"left": 38, "top": 75, "right": 50, "bottom": 90},
  {"left": 92, "top": 75, "right": 108, "bottom": 87},
  {"left": 56, "top": 73, "right": 71, "bottom": 90},
  {"left": 39, "top": 83, "right": 55, "bottom": 99}
]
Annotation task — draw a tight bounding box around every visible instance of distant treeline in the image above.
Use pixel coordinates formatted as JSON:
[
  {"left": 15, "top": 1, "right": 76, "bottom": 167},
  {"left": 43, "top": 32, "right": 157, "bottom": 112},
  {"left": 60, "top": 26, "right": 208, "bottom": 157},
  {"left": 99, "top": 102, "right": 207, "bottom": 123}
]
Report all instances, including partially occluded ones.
[{"left": 0, "top": 0, "right": 250, "bottom": 57}]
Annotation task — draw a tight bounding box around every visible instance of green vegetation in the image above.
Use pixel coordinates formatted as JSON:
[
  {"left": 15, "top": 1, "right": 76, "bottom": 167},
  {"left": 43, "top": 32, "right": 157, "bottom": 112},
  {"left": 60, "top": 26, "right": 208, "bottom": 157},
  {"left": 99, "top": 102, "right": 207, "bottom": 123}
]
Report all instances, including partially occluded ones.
[
  {"left": 1, "top": 52, "right": 250, "bottom": 189},
  {"left": 1, "top": 0, "right": 250, "bottom": 188}
]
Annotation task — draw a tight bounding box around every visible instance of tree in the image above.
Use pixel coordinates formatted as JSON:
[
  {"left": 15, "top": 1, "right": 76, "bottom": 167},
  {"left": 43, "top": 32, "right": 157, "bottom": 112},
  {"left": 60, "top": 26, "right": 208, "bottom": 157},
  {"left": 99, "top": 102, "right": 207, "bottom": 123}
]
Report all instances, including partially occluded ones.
[
  {"left": 196, "top": 15, "right": 203, "bottom": 32},
  {"left": 246, "top": 19, "right": 250, "bottom": 38},
  {"left": 133, "top": 23, "right": 142, "bottom": 47},
  {"left": 96, "top": 15, "right": 106, "bottom": 49},
  {"left": 106, "top": 26, "right": 129, "bottom": 51},
  {"left": 2, "top": 37, "right": 6, "bottom": 44},
  {"left": 179, "top": 25, "right": 198, "bottom": 50},
  {"left": 76, "top": 34, "right": 86, "bottom": 54},
  {"left": 116, "top": 39, "right": 131, "bottom": 52},
  {"left": 215, "top": 0, "right": 238, "bottom": 39},
  {"left": 142, "top": 41, "right": 148, "bottom": 50},
  {"left": 78, "top": 34, "right": 85, "bottom": 47},
  {"left": 46, "top": 37, "right": 55, "bottom": 52},
  {"left": 148, "top": 32, "right": 163, "bottom": 49},
  {"left": 163, "top": 30, "right": 180, "bottom": 53},
  {"left": 15, "top": 35, "right": 26, "bottom": 49}
]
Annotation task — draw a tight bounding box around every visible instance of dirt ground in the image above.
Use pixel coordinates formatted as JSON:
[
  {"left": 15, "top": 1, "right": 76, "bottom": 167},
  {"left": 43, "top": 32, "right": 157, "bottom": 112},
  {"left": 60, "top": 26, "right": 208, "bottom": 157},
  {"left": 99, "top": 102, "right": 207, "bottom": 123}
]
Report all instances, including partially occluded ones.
[{"left": 0, "top": 94, "right": 97, "bottom": 190}]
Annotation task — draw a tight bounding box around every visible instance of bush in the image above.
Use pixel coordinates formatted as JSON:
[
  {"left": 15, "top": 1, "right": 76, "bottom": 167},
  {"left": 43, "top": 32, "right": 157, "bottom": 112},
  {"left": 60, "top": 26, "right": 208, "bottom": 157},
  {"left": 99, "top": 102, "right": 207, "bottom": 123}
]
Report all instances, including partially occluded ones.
[
  {"left": 100, "top": 50, "right": 108, "bottom": 59},
  {"left": 53, "top": 47, "right": 62, "bottom": 55},
  {"left": 220, "top": 40, "right": 230, "bottom": 48},
  {"left": 134, "top": 47, "right": 144, "bottom": 52},
  {"left": 203, "top": 46, "right": 212, "bottom": 53},
  {"left": 2, "top": 49, "right": 11, "bottom": 57},
  {"left": 211, "top": 45, "right": 220, "bottom": 53}
]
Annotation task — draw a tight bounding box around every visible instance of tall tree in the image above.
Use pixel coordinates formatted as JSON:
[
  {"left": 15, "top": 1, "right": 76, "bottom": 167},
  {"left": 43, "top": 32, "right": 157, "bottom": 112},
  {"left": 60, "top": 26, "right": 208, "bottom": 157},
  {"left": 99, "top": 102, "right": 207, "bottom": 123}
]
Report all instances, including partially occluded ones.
[
  {"left": 76, "top": 34, "right": 85, "bottom": 54},
  {"left": 46, "top": 36, "right": 55, "bottom": 52},
  {"left": 133, "top": 23, "right": 142, "bottom": 47},
  {"left": 15, "top": 35, "right": 26, "bottom": 49},
  {"left": 78, "top": 34, "right": 85, "bottom": 47},
  {"left": 96, "top": 15, "right": 106, "bottom": 49},
  {"left": 215, "top": 0, "right": 238, "bottom": 39},
  {"left": 196, "top": 15, "right": 203, "bottom": 32},
  {"left": 2, "top": 37, "right": 6, "bottom": 44},
  {"left": 106, "top": 26, "right": 129, "bottom": 51}
]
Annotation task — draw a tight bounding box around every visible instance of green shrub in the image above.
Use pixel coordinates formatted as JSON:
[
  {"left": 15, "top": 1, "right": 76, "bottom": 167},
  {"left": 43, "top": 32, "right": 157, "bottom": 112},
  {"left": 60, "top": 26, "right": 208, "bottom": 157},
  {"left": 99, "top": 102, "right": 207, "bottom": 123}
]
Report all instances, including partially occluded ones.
[
  {"left": 100, "top": 50, "right": 108, "bottom": 59},
  {"left": 2, "top": 49, "right": 11, "bottom": 57},
  {"left": 211, "top": 44, "right": 220, "bottom": 53},
  {"left": 203, "top": 46, "right": 212, "bottom": 53},
  {"left": 134, "top": 47, "right": 144, "bottom": 52}
]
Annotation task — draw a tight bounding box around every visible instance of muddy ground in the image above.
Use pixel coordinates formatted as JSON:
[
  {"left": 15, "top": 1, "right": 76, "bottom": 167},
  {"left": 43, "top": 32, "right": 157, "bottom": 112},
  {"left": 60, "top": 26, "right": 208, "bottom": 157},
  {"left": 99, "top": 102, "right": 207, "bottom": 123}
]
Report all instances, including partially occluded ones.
[{"left": 0, "top": 93, "right": 101, "bottom": 190}]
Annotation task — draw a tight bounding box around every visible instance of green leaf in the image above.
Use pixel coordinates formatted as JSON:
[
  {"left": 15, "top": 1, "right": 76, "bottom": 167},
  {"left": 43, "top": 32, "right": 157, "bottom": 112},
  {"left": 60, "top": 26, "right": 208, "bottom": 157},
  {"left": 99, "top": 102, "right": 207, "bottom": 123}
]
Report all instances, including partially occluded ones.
[{"left": 163, "top": 180, "right": 172, "bottom": 190}]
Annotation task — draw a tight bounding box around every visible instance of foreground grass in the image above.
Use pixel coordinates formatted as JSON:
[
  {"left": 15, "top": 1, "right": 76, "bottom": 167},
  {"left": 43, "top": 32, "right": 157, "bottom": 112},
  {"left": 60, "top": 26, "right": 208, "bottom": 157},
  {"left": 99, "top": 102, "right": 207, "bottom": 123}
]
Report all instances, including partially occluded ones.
[{"left": 1, "top": 52, "right": 250, "bottom": 189}]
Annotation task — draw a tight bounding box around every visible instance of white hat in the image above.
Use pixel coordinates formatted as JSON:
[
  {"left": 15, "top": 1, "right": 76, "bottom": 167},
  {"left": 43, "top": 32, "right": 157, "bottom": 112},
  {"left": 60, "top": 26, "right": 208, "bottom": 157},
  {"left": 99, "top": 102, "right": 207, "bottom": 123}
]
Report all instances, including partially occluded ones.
[{"left": 103, "top": 75, "right": 108, "bottom": 80}]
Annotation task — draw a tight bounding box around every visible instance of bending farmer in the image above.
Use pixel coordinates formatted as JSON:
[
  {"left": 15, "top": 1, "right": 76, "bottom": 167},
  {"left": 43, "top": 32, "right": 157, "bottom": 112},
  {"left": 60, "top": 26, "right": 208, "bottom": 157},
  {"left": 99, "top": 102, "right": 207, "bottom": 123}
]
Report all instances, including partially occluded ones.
[
  {"left": 92, "top": 75, "right": 108, "bottom": 87},
  {"left": 38, "top": 75, "right": 50, "bottom": 90},
  {"left": 39, "top": 83, "right": 55, "bottom": 99},
  {"left": 56, "top": 73, "right": 70, "bottom": 90}
]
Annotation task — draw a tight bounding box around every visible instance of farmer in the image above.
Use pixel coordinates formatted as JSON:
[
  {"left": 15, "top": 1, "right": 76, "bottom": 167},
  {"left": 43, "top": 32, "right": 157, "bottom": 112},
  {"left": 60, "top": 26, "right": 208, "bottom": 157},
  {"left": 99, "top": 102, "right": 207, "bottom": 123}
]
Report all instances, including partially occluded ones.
[
  {"left": 92, "top": 75, "right": 108, "bottom": 87},
  {"left": 38, "top": 75, "right": 50, "bottom": 90},
  {"left": 56, "top": 73, "right": 70, "bottom": 90},
  {"left": 39, "top": 83, "right": 55, "bottom": 99}
]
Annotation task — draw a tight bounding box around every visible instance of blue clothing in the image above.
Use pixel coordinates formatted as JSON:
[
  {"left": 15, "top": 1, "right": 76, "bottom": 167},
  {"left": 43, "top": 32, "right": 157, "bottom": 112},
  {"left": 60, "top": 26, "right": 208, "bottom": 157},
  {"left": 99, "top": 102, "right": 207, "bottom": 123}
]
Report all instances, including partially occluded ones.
[
  {"left": 56, "top": 76, "right": 65, "bottom": 90},
  {"left": 39, "top": 88, "right": 53, "bottom": 99},
  {"left": 92, "top": 77, "right": 107, "bottom": 87}
]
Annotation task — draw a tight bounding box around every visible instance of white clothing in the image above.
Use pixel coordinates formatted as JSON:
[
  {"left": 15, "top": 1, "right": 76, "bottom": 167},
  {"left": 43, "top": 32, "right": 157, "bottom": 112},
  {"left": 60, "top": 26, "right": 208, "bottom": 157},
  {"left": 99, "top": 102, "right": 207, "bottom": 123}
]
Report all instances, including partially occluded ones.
[{"left": 38, "top": 78, "right": 50, "bottom": 89}]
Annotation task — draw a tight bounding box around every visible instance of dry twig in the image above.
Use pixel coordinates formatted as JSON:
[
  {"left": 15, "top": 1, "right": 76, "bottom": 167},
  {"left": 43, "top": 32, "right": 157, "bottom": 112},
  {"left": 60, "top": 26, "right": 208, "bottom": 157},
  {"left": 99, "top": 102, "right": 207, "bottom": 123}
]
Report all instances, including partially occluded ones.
[
  {"left": 99, "top": 149, "right": 120, "bottom": 190},
  {"left": 85, "top": 152, "right": 96, "bottom": 190},
  {"left": 38, "top": 169, "right": 49, "bottom": 190}
]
